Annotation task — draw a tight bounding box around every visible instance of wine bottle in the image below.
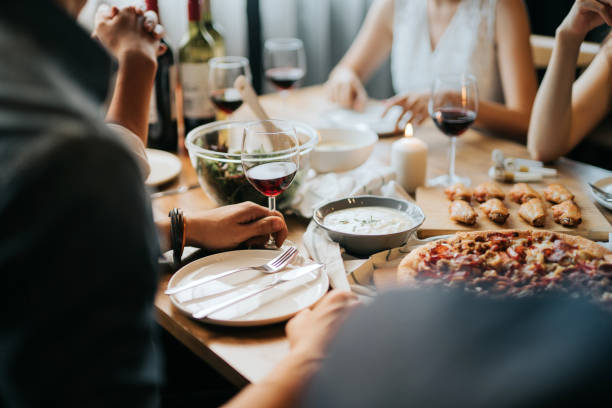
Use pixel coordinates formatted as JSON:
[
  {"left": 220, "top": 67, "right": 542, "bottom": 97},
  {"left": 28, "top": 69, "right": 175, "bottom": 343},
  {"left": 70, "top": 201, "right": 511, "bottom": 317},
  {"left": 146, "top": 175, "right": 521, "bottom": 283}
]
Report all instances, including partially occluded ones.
[
  {"left": 145, "top": 0, "right": 178, "bottom": 152},
  {"left": 179, "top": 0, "right": 215, "bottom": 135},
  {"left": 201, "top": 0, "right": 225, "bottom": 57}
]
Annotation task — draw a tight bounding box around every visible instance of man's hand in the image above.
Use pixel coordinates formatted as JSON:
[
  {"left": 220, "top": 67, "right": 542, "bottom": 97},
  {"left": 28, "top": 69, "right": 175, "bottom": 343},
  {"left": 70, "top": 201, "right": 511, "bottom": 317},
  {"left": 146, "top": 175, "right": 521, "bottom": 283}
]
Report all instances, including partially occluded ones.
[
  {"left": 93, "top": 5, "right": 165, "bottom": 65},
  {"left": 286, "top": 290, "right": 360, "bottom": 361},
  {"left": 185, "top": 202, "right": 289, "bottom": 251}
]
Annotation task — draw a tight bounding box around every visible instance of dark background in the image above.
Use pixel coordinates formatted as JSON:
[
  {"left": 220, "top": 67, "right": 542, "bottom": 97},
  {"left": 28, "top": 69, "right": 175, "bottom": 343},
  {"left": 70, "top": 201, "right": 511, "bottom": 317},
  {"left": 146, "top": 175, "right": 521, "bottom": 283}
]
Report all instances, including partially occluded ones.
[{"left": 526, "top": 0, "right": 609, "bottom": 42}]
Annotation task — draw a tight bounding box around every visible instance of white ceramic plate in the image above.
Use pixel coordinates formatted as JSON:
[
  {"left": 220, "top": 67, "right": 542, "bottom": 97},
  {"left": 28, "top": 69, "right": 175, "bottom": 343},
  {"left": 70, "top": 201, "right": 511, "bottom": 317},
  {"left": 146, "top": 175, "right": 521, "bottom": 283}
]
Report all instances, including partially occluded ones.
[
  {"left": 591, "top": 177, "right": 612, "bottom": 211},
  {"left": 167, "top": 249, "right": 329, "bottom": 327},
  {"left": 322, "top": 103, "right": 406, "bottom": 136},
  {"left": 145, "top": 148, "right": 182, "bottom": 186}
]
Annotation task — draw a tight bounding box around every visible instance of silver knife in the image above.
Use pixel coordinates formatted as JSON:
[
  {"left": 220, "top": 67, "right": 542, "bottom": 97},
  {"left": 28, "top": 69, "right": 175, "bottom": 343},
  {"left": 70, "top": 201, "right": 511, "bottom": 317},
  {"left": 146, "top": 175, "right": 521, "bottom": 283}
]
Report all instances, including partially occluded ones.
[
  {"left": 150, "top": 184, "right": 199, "bottom": 199},
  {"left": 192, "top": 263, "right": 323, "bottom": 320}
]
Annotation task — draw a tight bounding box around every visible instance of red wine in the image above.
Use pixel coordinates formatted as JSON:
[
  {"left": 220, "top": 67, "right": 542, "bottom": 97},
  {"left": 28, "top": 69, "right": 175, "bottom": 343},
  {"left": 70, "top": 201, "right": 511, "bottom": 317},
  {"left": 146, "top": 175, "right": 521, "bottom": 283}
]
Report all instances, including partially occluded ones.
[
  {"left": 265, "top": 67, "right": 304, "bottom": 90},
  {"left": 210, "top": 88, "right": 243, "bottom": 114},
  {"left": 431, "top": 108, "right": 476, "bottom": 136},
  {"left": 246, "top": 162, "right": 298, "bottom": 197}
]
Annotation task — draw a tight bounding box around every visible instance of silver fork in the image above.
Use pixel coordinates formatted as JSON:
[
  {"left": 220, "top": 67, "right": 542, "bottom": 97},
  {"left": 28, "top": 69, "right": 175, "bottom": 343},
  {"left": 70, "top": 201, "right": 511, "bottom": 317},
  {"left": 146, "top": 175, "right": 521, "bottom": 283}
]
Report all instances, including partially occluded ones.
[
  {"left": 165, "top": 246, "right": 298, "bottom": 295},
  {"left": 589, "top": 183, "right": 612, "bottom": 202}
]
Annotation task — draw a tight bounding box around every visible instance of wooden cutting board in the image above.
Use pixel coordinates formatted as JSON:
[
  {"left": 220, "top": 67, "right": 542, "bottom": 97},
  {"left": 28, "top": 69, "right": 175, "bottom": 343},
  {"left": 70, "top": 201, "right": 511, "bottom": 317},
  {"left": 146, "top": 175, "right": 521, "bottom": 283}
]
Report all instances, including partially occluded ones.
[{"left": 416, "top": 179, "right": 612, "bottom": 241}]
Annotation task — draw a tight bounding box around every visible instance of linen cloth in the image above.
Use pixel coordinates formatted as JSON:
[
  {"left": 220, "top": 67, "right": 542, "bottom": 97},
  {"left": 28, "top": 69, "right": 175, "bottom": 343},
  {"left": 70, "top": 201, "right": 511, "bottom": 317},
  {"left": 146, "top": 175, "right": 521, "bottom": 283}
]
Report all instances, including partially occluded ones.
[{"left": 291, "top": 159, "right": 401, "bottom": 219}]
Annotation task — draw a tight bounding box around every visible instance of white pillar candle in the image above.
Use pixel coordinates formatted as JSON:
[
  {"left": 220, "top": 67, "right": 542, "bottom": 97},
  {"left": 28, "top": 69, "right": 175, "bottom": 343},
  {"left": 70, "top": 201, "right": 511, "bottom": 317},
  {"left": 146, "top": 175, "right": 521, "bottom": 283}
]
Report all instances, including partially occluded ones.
[{"left": 391, "top": 124, "right": 428, "bottom": 193}]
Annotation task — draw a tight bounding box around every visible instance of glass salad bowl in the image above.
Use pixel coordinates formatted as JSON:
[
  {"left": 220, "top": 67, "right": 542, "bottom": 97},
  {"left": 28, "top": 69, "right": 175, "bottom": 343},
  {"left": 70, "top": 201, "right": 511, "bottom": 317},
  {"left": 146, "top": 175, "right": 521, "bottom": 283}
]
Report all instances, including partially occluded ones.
[{"left": 185, "top": 120, "right": 318, "bottom": 210}]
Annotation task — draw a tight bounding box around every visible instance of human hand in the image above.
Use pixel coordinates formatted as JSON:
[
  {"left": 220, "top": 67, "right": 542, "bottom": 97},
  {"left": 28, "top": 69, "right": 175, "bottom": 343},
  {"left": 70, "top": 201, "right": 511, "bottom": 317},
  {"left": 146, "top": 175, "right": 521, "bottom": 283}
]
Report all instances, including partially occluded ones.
[
  {"left": 326, "top": 66, "right": 368, "bottom": 111},
  {"left": 185, "top": 202, "right": 289, "bottom": 251},
  {"left": 382, "top": 92, "right": 430, "bottom": 132},
  {"left": 93, "top": 5, "right": 166, "bottom": 64},
  {"left": 286, "top": 290, "right": 360, "bottom": 360},
  {"left": 558, "top": 0, "right": 612, "bottom": 40}
]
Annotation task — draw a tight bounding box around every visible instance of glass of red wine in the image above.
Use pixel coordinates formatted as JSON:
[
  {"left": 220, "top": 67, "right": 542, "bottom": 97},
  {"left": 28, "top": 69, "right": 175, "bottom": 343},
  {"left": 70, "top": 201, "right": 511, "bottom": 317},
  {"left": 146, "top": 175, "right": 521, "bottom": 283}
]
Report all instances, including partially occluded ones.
[
  {"left": 428, "top": 73, "right": 478, "bottom": 187},
  {"left": 209, "top": 56, "right": 251, "bottom": 119},
  {"left": 241, "top": 120, "right": 300, "bottom": 248},
  {"left": 264, "top": 38, "right": 306, "bottom": 97}
]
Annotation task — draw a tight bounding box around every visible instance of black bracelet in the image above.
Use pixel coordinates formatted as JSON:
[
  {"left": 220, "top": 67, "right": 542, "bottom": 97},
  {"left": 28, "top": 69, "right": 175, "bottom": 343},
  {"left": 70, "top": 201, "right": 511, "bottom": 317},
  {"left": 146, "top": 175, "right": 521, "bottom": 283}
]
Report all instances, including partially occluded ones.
[{"left": 169, "top": 208, "right": 185, "bottom": 267}]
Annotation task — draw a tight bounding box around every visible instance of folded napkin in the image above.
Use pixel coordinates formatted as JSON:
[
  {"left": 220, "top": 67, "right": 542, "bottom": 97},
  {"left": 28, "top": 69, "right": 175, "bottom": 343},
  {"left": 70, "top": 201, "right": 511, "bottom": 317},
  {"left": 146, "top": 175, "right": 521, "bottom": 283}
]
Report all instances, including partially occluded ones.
[
  {"left": 291, "top": 159, "right": 400, "bottom": 218},
  {"left": 302, "top": 178, "right": 414, "bottom": 291}
]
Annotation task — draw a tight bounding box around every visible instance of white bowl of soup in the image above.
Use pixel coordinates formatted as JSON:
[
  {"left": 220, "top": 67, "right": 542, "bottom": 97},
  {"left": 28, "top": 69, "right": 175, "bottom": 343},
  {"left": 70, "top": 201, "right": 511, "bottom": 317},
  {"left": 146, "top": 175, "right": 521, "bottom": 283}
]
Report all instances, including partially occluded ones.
[
  {"left": 310, "top": 128, "right": 378, "bottom": 173},
  {"left": 313, "top": 196, "right": 425, "bottom": 256}
]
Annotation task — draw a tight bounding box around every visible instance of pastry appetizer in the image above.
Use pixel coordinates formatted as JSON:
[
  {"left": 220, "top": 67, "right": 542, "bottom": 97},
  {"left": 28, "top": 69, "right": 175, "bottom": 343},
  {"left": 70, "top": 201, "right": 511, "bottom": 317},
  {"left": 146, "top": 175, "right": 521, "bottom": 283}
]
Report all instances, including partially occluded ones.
[
  {"left": 518, "top": 198, "right": 546, "bottom": 227},
  {"left": 474, "top": 181, "right": 505, "bottom": 203},
  {"left": 445, "top": 183, "right": 472, "bottom": 201},
  {"left": 449, "top": 199, "right": 478, "bottom": 225},
  {"left": 552, "top": 200, "right": 582, "bottom": 227},
  {"left": 480, "top": 198, "right": 509, "bottom": 224},
  {"left": 544, "top": 183, "right": 574, "bottom": 204},
  {"left": 509, "top": 183, "right": 539, "bottom": 204}
]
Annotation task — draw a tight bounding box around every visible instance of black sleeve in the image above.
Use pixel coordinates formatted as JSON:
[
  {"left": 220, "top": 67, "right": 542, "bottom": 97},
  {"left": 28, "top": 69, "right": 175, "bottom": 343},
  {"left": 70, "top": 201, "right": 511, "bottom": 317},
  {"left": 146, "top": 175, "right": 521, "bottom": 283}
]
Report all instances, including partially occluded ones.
[
  {"left": 301, "top": 289, "right": 612, "bottom": 408},
  {"left": 0, "top": 137, "right": 163, "bottom": 407}
]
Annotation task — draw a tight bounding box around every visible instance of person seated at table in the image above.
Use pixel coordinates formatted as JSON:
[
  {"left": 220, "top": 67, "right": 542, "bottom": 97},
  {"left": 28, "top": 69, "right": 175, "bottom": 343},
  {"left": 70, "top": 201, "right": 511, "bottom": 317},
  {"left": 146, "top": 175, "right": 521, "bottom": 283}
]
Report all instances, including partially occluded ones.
[
  {"left": 528, "top": 0, "right": 612, "bottom": 162},
  {"left": 0, "top": 1, "right": 359, "bottom": 406},
  {"left": 301, "top": 289, "right": 612, "bottom": 407},
  {"left": 326, "top": 0, "right": 538, "bottom": 139}
]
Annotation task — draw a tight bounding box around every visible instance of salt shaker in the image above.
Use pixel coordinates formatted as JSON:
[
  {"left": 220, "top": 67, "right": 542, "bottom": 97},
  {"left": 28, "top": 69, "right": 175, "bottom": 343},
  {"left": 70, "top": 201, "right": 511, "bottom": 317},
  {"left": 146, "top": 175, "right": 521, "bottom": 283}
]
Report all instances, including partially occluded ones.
[{"left": 391, "top": 124, "right": 428, "bottom": 193}]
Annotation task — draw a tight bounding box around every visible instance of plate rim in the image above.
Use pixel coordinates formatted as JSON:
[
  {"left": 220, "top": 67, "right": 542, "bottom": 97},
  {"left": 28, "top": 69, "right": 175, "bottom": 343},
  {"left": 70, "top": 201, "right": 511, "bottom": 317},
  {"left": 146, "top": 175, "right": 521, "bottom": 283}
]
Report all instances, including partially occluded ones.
[
  {"left": 145, "top": 148, "right": 182, "bottom": 187},
  {"left": 167, "top": 249, "right": 329, "bottom": 327},
  {"left": 592, "top": 177, "right": 612, "bottom": 211}
]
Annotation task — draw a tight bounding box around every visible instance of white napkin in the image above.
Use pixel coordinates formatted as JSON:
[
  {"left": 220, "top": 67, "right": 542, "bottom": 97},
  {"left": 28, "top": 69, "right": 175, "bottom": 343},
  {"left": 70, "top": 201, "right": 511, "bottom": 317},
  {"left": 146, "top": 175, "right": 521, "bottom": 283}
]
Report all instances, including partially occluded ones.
[
  {"left": 291, "top": 159, "right": 400, "bottom": 218},
  {"left": 302, "top": 180, "right": 414, "bottom": 291}
]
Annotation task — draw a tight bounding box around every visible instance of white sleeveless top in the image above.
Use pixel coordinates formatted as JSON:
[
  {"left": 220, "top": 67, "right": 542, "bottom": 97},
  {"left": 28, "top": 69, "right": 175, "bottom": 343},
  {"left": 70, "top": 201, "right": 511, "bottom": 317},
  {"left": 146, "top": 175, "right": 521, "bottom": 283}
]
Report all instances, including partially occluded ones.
[{"left": 391, "top": 0, "right": 503, "bottom": 103}]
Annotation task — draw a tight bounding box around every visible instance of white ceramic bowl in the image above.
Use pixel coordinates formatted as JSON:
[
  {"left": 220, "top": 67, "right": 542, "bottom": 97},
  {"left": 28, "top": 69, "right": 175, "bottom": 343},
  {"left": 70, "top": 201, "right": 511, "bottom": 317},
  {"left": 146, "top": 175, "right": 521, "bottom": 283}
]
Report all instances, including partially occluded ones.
[{"left": 310, "top": 128, "right": 378, "bottom": 173}]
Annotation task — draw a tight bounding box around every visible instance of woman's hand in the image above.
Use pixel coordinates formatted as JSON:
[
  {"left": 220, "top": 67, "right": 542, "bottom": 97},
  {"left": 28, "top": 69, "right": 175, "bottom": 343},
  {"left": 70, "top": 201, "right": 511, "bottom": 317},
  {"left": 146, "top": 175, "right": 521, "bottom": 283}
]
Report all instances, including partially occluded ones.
[
  {"left": 558, "top": 0, "right": 612, "bottom": 40},
  {"left": 325, "top": 66, "right": 368, "bottom": 111},
  {"left": 185, "top": 202, "right": 289, "bottom": 251},
  {"left": 93, "top": 5, "right": 165, "bottom": 65},
  {"left": 382, "top": 92, "right": 430, "bottom": 132},
  {"left": 286, "top": 290, "right": 360, "bottom": 360}
]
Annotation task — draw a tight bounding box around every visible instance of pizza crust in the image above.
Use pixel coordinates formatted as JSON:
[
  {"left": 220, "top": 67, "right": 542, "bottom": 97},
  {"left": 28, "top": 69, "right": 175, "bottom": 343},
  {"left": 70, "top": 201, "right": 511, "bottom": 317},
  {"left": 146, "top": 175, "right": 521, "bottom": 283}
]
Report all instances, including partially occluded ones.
[{"left": 397, "top": 230, "right": 611, "bottom": 285}]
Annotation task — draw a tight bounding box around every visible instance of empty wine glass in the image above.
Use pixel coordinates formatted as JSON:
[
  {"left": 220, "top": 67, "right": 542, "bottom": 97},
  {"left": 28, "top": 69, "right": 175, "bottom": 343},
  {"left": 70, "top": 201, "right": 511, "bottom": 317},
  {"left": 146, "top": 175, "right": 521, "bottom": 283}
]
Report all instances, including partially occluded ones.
[
  {"left": 242, "top": 120, "right": 300, "bottom": 249},
  {"left": 264, "top": 38, "right": 306, "bottom": 97},
  {"left": 209, "top": 56, "right": 251, "bottom": 119},
  {"left": 428, "top": 73, "right": 478, "bottom": 187}
]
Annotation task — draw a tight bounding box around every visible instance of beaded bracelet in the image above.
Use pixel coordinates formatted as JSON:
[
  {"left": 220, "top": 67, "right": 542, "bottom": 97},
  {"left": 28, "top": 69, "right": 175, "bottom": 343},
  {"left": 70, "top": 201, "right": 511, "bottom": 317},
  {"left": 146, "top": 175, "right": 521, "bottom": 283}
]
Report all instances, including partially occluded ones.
[{"left": 169, "top": 208, "right": 186, "bottom": 267}]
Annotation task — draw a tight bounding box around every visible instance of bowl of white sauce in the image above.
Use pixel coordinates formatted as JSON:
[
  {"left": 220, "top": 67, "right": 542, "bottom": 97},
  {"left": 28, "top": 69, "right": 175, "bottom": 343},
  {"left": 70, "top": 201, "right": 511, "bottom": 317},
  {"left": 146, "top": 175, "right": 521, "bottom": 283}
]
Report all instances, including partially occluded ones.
[
  {"left": 313, "top": 196, "right": 425, "bottom": 256},
  {"left": 310, "top": 128, "right": 378, "bottom": 173}
]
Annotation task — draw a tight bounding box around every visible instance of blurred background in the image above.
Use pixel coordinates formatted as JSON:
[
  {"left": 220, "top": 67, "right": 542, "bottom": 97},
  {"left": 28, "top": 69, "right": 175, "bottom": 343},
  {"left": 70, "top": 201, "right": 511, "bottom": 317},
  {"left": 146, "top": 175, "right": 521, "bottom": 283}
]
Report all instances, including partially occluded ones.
[{"left": 79, "top": 0, "right": 610, "bottom": 97}]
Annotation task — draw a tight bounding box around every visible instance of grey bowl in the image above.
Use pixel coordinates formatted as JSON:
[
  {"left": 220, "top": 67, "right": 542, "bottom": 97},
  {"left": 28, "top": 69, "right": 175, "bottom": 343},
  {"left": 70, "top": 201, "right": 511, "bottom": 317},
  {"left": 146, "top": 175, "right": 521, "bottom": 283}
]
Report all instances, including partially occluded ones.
[{"left": 313, "top": 196, "right": 425, "bottom": 257}]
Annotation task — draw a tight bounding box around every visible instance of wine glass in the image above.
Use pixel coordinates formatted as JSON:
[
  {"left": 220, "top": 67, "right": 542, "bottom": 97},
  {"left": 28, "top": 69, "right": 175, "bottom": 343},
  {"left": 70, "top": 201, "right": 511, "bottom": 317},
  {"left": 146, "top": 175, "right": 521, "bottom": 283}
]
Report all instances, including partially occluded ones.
[
  {"left": 242, "top": 120, "right": 300, "bottom": 249},
  {"left": 264, "top": 38, "right": 306, "bottom": 96},
  {"left": 209, "top": 56, "right": 251, "bottom": 119},
  {"left": 428, "top": 73, "right": 478, "bottom": 187}
]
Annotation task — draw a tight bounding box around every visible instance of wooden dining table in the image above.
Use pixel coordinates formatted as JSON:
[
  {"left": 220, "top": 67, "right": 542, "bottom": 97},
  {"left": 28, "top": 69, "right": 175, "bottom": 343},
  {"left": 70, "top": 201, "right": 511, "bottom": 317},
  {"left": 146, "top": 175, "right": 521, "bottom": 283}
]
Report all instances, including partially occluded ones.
[{"left": 151, "top": 85, "right": 612, "bottom": 388}]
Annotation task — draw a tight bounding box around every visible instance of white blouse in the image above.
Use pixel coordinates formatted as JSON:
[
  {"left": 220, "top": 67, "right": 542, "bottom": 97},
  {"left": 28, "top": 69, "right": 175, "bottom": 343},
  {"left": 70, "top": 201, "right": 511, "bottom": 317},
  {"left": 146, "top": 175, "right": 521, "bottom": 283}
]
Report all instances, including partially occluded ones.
[{"left": 391, "top": 0, "right": 503, "bottom": 103}]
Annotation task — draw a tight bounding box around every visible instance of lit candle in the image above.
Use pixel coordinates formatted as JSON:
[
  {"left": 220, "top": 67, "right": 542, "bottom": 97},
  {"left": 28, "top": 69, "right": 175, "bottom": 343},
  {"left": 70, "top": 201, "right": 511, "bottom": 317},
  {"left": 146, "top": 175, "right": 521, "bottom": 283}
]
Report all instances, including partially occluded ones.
[{"left": 391, "top": 124, "right": 428, "bottom": 193}]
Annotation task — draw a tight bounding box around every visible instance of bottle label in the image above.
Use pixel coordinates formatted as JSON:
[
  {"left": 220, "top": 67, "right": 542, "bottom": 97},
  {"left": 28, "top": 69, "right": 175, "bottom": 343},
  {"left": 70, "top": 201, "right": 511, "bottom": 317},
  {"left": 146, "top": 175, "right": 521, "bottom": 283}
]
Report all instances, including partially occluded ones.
[
  {"left": 180, "top": 63, "right": 213, "bottom": 119},
  {"left": 149, "top": 84, "right": 159, "bottom": 125},
  {"left": 169, "top": 65, "right": 177, "bottom": 121}
]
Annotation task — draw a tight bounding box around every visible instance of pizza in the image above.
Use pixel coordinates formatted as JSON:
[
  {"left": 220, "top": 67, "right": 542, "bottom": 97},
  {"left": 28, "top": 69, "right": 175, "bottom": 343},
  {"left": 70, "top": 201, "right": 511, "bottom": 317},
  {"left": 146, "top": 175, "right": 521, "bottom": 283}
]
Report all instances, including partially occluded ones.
[{"left": 398, "top": 230, "right": 612, "bottom": 305}]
